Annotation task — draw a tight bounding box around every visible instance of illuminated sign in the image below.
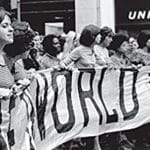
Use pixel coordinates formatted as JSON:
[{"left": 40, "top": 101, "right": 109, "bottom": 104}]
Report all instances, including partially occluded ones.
[
  {"left": 115, "top": 0, "right": 150, "bottom": 26},
  {"left": 128, "top": 10, "right": 150, "bottom": 20}
]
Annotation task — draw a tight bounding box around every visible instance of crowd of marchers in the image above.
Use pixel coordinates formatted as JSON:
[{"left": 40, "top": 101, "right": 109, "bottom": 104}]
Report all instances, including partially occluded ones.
[{"left": 0, "top": 6, "right": 150, "bottom": 150}]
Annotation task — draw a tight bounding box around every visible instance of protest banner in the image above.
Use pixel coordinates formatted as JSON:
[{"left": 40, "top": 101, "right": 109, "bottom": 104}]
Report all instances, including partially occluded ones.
[
  {"left": 30, "top": 67, "right": 150, "bottom": 150},
  {"left": 1, "top": 67, "right": 150, "bottom": 150}
]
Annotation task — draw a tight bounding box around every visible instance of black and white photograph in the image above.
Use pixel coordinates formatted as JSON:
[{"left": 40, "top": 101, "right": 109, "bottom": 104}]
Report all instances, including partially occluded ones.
[{"left": 0, "top": 0, "right": 150, "bottom": 150}]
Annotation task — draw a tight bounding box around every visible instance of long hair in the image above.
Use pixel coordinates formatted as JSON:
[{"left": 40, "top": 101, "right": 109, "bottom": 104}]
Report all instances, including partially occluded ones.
[
  {"left": 4, "top": 21, "right": 35, "bottom": 57},
  {"left": 109, "top": 33, "right": 129, "bottom": 51},
  {"left": 79, "top": 24, "right": 100, "bottom": 47},
  {"left": 137, "top": 30, "right": 150, "bottom": 49},
  {"left": 62, "top": 31, "right": 80, "bottom": 59},
  {"left": 42, "top": 34, "right": 59, "bottom": 57},
  {"left": 100, "top": 26, "right": 114, "bottom": 43},
  {"left": 0, "top": 7, "right": 12, "bottom": 23}
]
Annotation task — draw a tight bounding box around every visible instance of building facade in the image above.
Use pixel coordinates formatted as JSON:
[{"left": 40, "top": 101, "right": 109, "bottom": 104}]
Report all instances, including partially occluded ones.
[
  {"left": 75, "top": 0, "right": 115, "bottom": 33},
  {"left": 20, "top": 0, "right": 75, "bottom": 34},
  {"left": 115, "top": 0, "right": 150, "bottom": 36},
  {"left": 1, "top": 0, "right": 150, "bottom": 35}
]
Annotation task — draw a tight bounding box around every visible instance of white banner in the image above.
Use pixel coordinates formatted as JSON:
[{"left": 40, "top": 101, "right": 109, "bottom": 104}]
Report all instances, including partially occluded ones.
[
  {"left": 1, "top": 67, "right": 150, "bottom": 150},
  {"left": 30, "top": 67, "right": 150, "bottom": 150},
  {"left": 0, "top": 89, "right": 36, "bottom": 150}
]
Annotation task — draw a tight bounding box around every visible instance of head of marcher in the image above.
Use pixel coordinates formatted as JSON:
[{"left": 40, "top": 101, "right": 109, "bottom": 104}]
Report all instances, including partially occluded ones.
[
  {"left": 29, "top": 48, "right": 38, "bottom": 60},
  {"left": 42, "top": 34, "right": 61, "bottom": 57},
  {"left": 100, "top": 26, "right": 114, "bottom": 48},
  {"left": 129, "top": 37, "right": 139, "bottom": 51},
  {"left": 32, "top": 31, "right": 43, "bottom": 51},
  {"left": 63, "top": 31, "right": 77, "bottom": 53},
  {"left": 4, "top": 21, "right": 35, "bottom": 60},
  {"left": 62, "top": 31, "right": 80, "bottom": 60},
  {"left": 137, "top": 30, "right": 150, "bottom": 53},
  {"left": 0, "top": 7, "right": 14, "bottom": 50},
  {"left": 109, "top": 32, "right": 129, "bottom": 54},
  {"left": 79, "top": 24, "right": 101, "bottom": 47}
]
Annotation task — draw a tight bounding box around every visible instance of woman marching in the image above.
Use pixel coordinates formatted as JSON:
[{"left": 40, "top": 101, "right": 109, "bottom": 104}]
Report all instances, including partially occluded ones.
[{"left": 0, "top": 7, "right": 15, "bottom": 150}]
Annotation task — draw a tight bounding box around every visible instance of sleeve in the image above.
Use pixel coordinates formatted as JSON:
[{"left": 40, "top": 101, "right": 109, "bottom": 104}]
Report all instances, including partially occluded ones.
[
  {"left": 111, "top": 56, "right": 122, "bottom": 67},
  {"left": 14, "top": 60, "right": 27, "bottom": 81},
  {"left": 95, "top": 55, "right": 106, "bottom": 65},
  {"left": 0, "top": 88, "right": 11, "bottom": 98},
  {"left": 39, "top": 56, "right": 49, "bottom": 69},
  {"left": 94, "top": 46, "right": 112, "bottom": 65},
  {"left": 62, "top": 49, "right": 80, "bottom": 66},
  {"left": 94, "top": 45, "right": 100, "bottom": 56}
]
